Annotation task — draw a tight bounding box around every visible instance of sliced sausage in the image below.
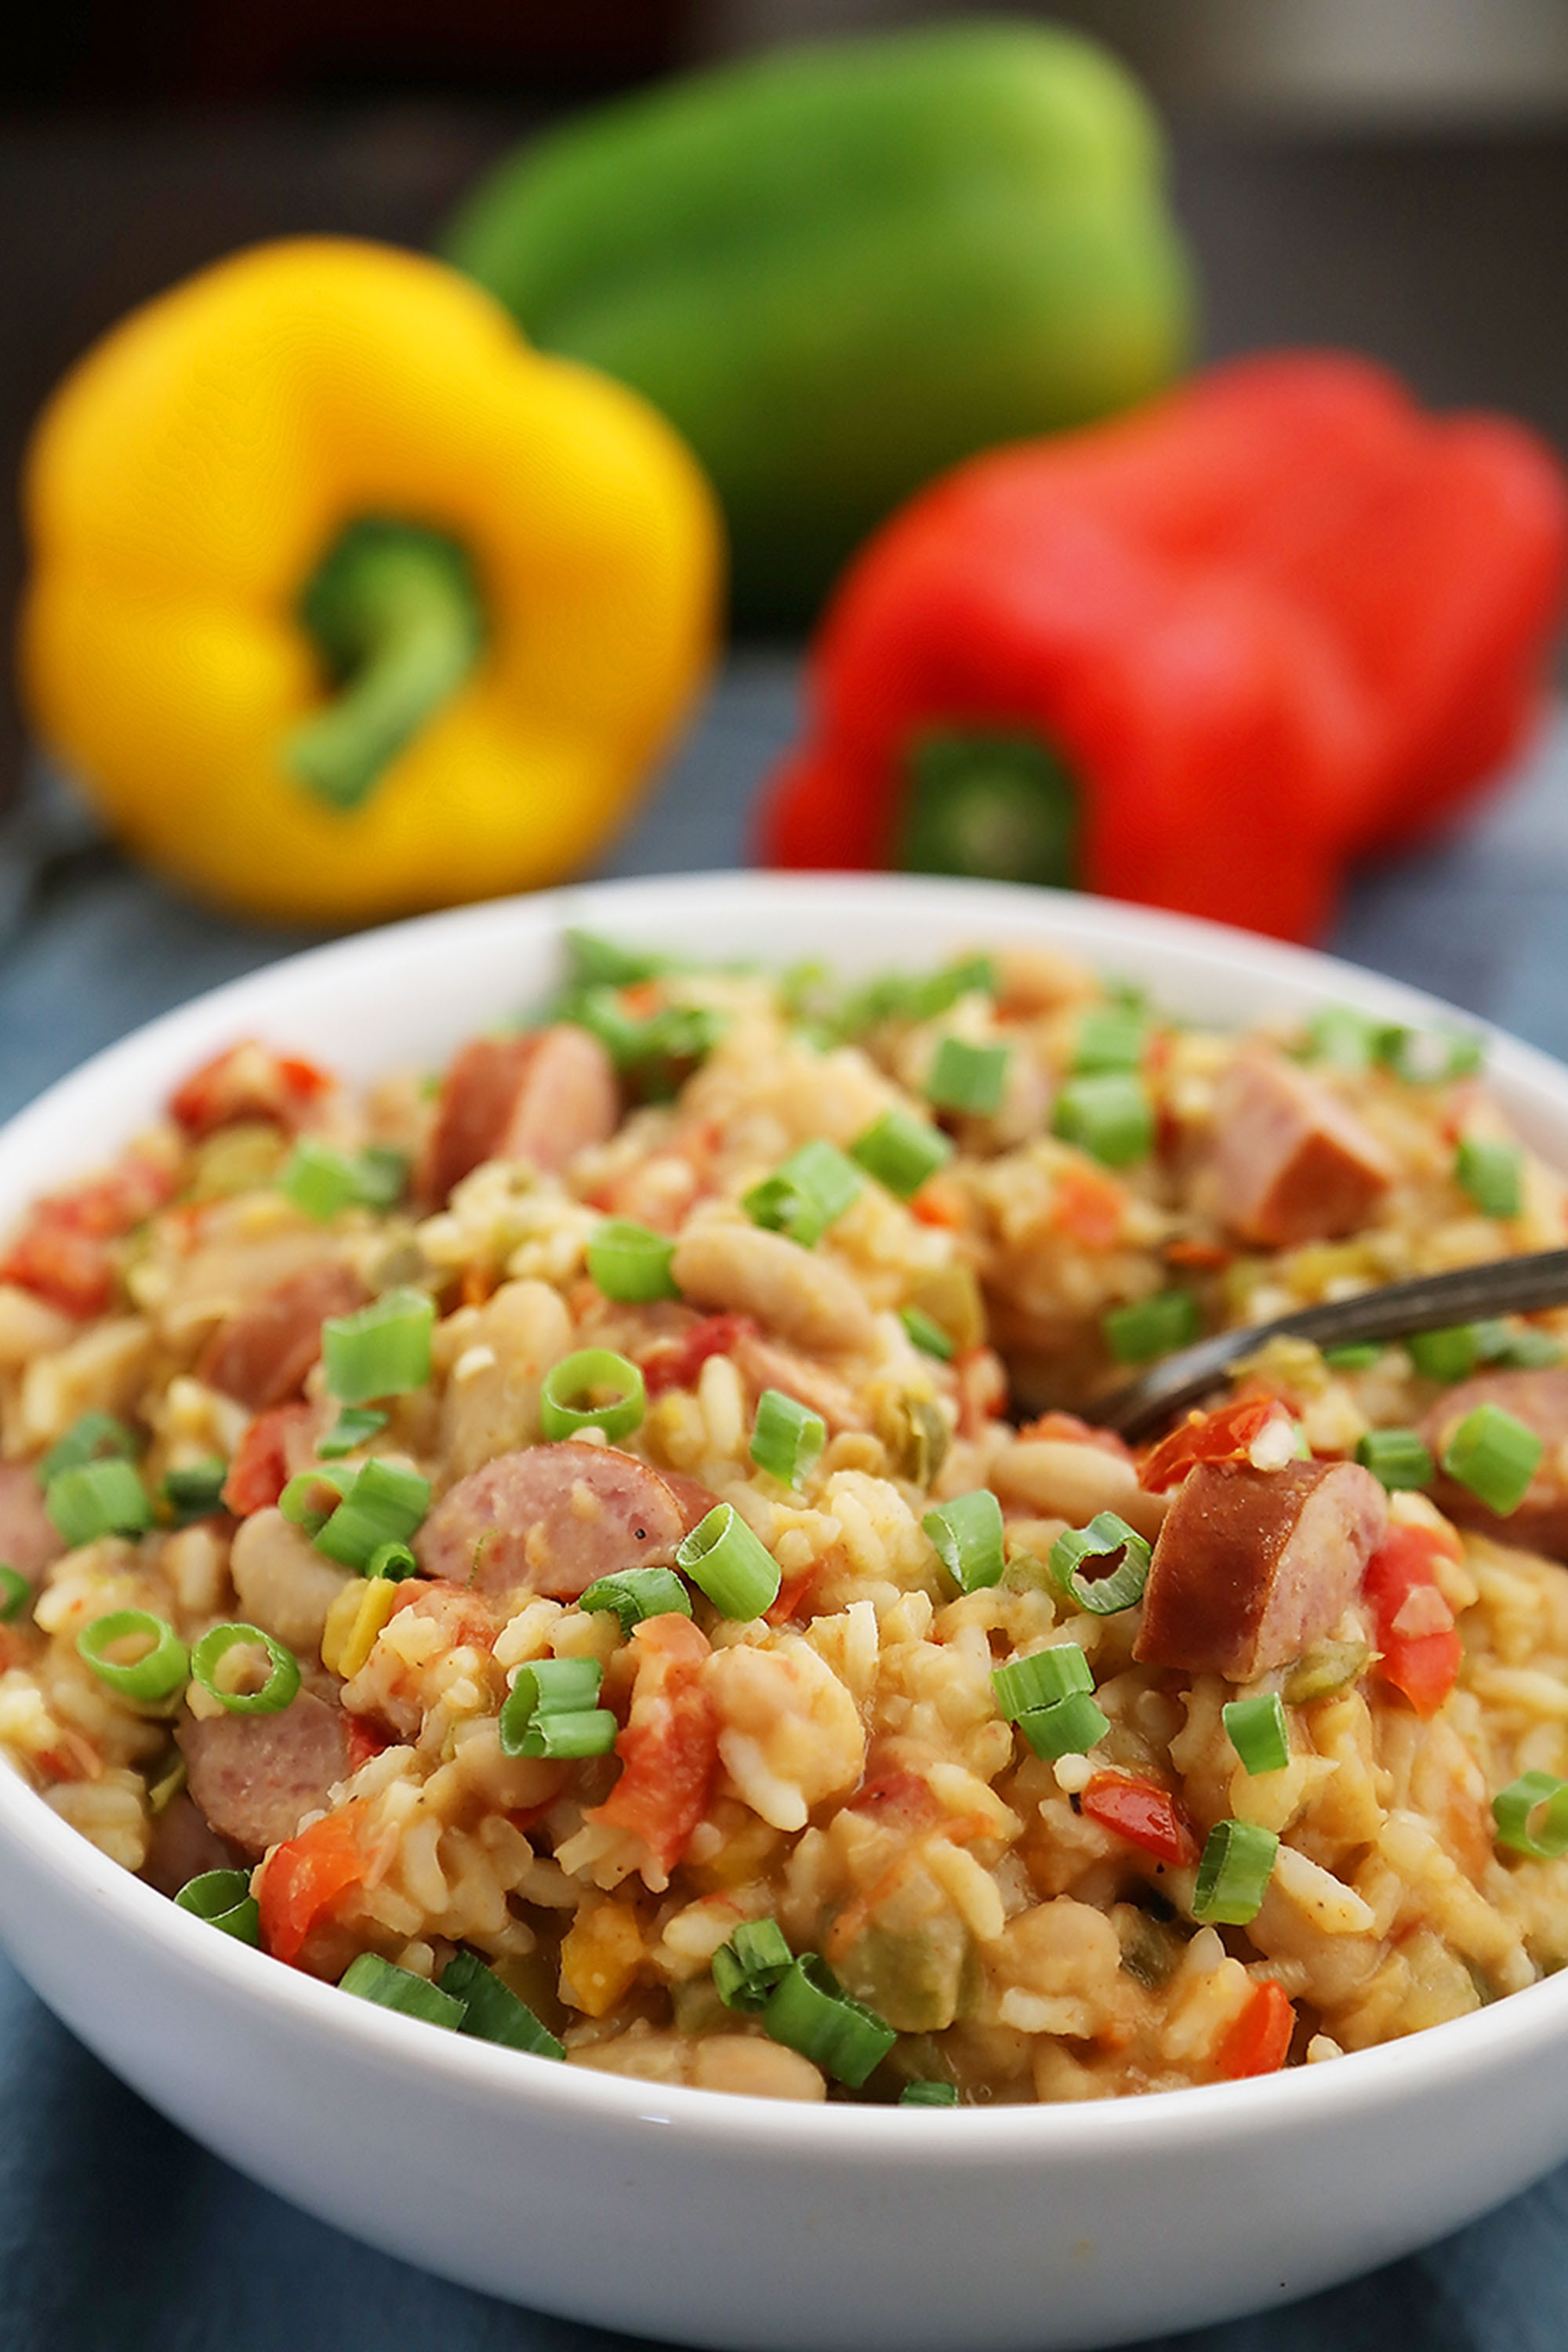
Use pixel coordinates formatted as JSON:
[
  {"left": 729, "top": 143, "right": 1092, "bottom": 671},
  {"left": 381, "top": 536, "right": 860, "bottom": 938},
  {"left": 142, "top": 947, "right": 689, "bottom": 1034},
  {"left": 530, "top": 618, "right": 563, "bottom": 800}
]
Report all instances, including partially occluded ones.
[
  {"left": 419, "top": 1025, "right": 619, "bottom": 1207},
  {"left": 179, "top": 1686, "right": 351, "bottom": 1856},
  {"left": 1423, "top": 1366, "right": 1568, "bottom": 1559},
  {"left": 415, "top": 1440, "right": 691, "bottom": 1599},
  {"left": 140, "top": 1788, "right": 245, "bottom": 1897},
  {"left": 231, "top": 1506, "right": 355, "bottom": 1653},
  {"left": 0, "top": 1461, "right": 65, "bottom": 1583},
  {"left": 1134, "top": 1457, "right": 1388, "bottom": 1679},
  {"left": 200, "top": 1261, "right": 368, "bottom": 1411},
  {"left": 1211, "top": 1047, "right": 1396, "bottom": 1248}
]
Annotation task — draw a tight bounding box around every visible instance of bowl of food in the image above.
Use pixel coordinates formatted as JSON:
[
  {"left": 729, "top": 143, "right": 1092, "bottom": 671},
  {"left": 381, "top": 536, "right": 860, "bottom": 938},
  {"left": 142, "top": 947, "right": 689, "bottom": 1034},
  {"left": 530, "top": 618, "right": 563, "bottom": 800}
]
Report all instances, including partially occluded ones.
[{"left": 2, "top": 870, "right": 1567, "bottom": 2352}]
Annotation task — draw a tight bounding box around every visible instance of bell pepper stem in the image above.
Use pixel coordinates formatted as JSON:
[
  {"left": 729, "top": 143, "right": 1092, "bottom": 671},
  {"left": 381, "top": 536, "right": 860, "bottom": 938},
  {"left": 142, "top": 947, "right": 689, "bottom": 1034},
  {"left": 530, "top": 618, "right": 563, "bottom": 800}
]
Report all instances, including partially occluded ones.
[
  {"left": 897, "top": 729, "right": 1078, "bottom": 888},
  {"left": 288, "top": 519, "right": 484, "bottom": 813}
]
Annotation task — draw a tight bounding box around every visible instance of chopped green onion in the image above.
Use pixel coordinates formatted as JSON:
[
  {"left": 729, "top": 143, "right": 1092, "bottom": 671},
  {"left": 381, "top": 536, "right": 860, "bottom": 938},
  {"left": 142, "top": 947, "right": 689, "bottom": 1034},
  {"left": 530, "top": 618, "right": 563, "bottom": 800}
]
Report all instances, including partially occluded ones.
[
  {"left": 1355, "top": 1428, "right": 1435, "bottom": 1492},
  {"left": 355, "top": 1145, "right": 411, "bottom": 1208},
  {"left": 830, "top": 957, "right": 997, "bottom": 1039},
  {"left": 1454, "top": 1138, "right": 1523, "bottom": 1219},
  {"left": 991, "top": 1644, "right": 1092, "bottom": 1720},
  {"left": 539, "top": 1348, "right": 645, "bottom": 1443},
  {"left": 562, "top": 929, "right": 674, "bottom": 989},
  {"left": 1493, "top": 1771, "right": 1568, "bottom": 1859},
  {"left": 317, "top": 1406, "right": 389, "bottom": 1460},
  {"left": 1223, "top": 1693, "right": 1290, "bottom": 1776},
  {"left": 677, "top": 1502, "right": 782, "bottom": 1619},
  {"left": 579, "top": 1565, "right": 693, "bottom": 1636},
  {"left": 76, "top": 1610, "right": 188, "bottom": 1704},
  {"left": 899, "top": 2080, "right": 960, "bottom": 2107},
  {"left": 438, "top": 1950, "right": 565, "bottom": 2059},
  {"left": 899, "top": 1305, "right": 954, "bottom": 1361},
  {"left": 1305, "top": 1006, "right": 1390, "bottom": 1071},
  {"left": 1103, "top": 1289, "right": 1200, "bottom": 1366},
  {"left": 1406, "top": 1325, "right": 1480, "bottom": 1384},
  {"left": 499, "top": 1655, "right": 609, "bottom": 1758},
  {"left": 0, "top": 1566, "right": 30, "bottom": 1622},
  {"left": 713, "top": 1918, "right": 795, "bottom": 2013},
  {"left": 38, "top": 1411, "right": 139, "bottom": 1486},
  {"left": 1052, "top": 1074, "right": 1153, "bottom": 1170},
  {"left": 1441, "top": 1403, "right": 1543, "bottom": 1517},
  {"left": 281, "top": 1142, "right": 364, "bottom": 1222},
  {"left": 322, "top": 1287, "right": 435, "bottom": 1403},
  {"left": 516, "top": 1708, "right": 619, "bottom": 1759},
  {"left": 172, "top": 1868, "right": 260, "bottom": 1944},
  {"left": 190, "top": 1622, "right": 301, "bottom": 1715},
  {"left": 314, "top": 1457, "right": 432, "bottom": 1570},
  {"left": 160, "top": 1457, "right": 229, "bottom": 1523},
  {"left": 925, "top": 1036, "right": 1010, "bottom": 1119},
  {"left": 1192, "top": 1819, "right": 1279, "bottom": 1924},
  {"left": 587, "top": 1219, "right": 681, "bottom": 1302},
  {"left": 1074, "top": 1007, "right": 1148, "bottom": 1075},
  {"left": 365, "top": 1541, "right": 419, "bottom": 1582},
  {"left": 1050, "top": 1512, "right": 1151, "bottom": 1614},
  {"left": 1323, "top": 1341, "right": 1381, "bottom": 1372},
  {"left": 279, "top": 1464, "right": 356, "bottom": 1535},
  {"left": 564, "top": 988, "right": 724, "bottom": 1098},
  {"left": 749, "top": 1389, "right": 827, "bottom": 1489},
  {"left": 922, "top": 1489, "right": 1005, "bottom": 1595},
  {"left": 762, "top": 1954, "right": 896, "bottom": 2088},
  {"left": 1383, "top": 1027, "right": 1483, "bottom": 1084},
  {"left": 1474, "top": 1319, "right": 1563, "bottom": 1370},
  {"left": 849, "top": 1108, "right": 953, "bottom": 1199},
  {"left": 339, "top": 1951, "right": 467, "bottom": 2029},
  {"left": 1018, "top": 1689, "right": 1111, "bottom": 1759},
  {"left": 46, "top": 1458, "right": 153, "bottom": 1546},
  {"left": 743, "top": 1140, "right": 864, "bottom": 1248}
]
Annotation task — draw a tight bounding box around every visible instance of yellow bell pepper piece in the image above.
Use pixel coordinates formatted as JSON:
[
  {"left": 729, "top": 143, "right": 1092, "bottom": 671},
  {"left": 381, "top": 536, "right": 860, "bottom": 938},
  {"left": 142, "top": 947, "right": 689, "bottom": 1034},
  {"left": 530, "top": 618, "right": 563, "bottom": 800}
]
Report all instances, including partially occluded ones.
[{"left": 20, "top": 238, "right": 722, "bottom": 927}]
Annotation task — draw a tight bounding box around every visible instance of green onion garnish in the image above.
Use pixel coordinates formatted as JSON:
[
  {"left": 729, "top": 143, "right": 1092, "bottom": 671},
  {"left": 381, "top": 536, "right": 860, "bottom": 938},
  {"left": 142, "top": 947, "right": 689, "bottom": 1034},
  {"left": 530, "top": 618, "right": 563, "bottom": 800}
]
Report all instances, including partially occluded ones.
[
  {"left": 1441, "top": 1403, "right": 1543, "bottom": 1516},
  {"left": 899, "top": 1305, "right": 955, "bottom": 1361},
  {"left": 365, "top": 1541, "right": 419, "bottom": 1582},
  {"left": 1223, "top": 1693, "right": 1290, "bottom": 1776},
  {"left": 925, "top": 1037, "right": 1010, "bottom": 1119},
  {"left": 76, "top": 1609, "right": 188, "bottom": 1704},
  {"left": 1474, "top": 1320, "right": 1563, "bottom": 1370},
  {"left": 1019, "top": 1689, "right": 1111, "bottom": 1759},
  {"left": 579, "top": 1565, "right": 693, "bottom": 1636},
  {"left": 46, "top": 1457, "right": 153, "bottom": 1547},
  {"left": 160, "top": 1457, "right": 230, "bottom": 1523},
  {"left": 438, "top": 1950, "right": 566, "bottom": 2059},
  {"left": 1049, "top": 1512, "right": 1151, "bottom": 1615},
  {"left": 848, "top": 1108, "right": 954, "bottom": 1200},
  {"left": 1051, "top": 1074, "right": 1153, "bottom": 1169},
  {"left": 1192, "top": 1819, "right": 1279, "bottom": 1925},
  {"left": 317, "top": 1406, "right": 390, "bottom": 1460},
  {"left": 322, "top": 1287, "right": 435, "bottom": 1403},
  {"left": 713, "top": 1918, "right": 795, "bottom": 2013},
  {"left": 499, "top": 1655, "right": 616, "bottom": 1759},
  {"left": 562, "top": 929, "right": 674, "bottom": 989},
  {"left": 1073, "top": 1007, "right": 1147, "bottom": 1075},
  {"left": 1454, "top": 1138, "right": 1523, "bottom": 1220},
  {"left": 172, "top": 1867, "right": 260, "bottom": 1944},
  {"left": 1305, "top": 1006, "right": 1392, "bottom": 1072},
  {"left": 1406, "top": 1325, "right": 1480, "bottom": 1383},
  {"left": 339, "top": 1952, "right": 467, "bottom": 2029},
  {"left": 564, "top": 989, "right": 724, "bottom": 1098},
  {"left": 38, "top": 1411, "right": 139, "bottom": 1486},
  {"left": 677, "top": 1502, "right": 782, "bottom": 1619},
  {"left": 1383, "top": 1027, "right": 1484, "bottom": 1084},
  {"left": 1493, "top": 1771, "right": 1568, "bottom": 1859},
  {"left": 762, "top": 1954, "right": 897, "bottom": 2089},
  {"left": 517, "top": 1708, "right": 620, "bottom": 1759},
  {"left": 743, "top": 1139, "right": 865, "bottom": 1249},
  {"left": 586, "top": 1219, "right": 681, "bottom": 1303},
  {"left": 281, "top": 1142, "right": 365, "bottom": 1222},
  {"left": 749, "top": 1389, "right": 827, "bottom": 1489},
  {"left": 899, "top": 2080, "right": 960, "bottom": 2107},
  {"left": 279, "top": 1464, "right": 356, "bottom": 1535},
  {"left": 314, "top": 1458, "right": 432, "bottom": 1571},
  {"left": 190, "top": 1622, "right": 301, "bottom": 1715},
  {"left": 1323, "top": 1341, "right": 1381, "bottom": 1371},
  {"left": 0, "top": 1565, "right": 29, "bottom": 1621},
  {"left": 922, "top": 1489, "right": 1005, "bottom": 1595},
  {"left": 1103, "top": 1289, "right": 1200, "bottom": 1366},
  {"left": 1355, "top": 1428, "right": 1435, "bottom": 1492},
  {"left": 539, "top": 1348, "right": 646, "bottom": 1443},
  {"left": 991, "top": 1644, "right": 1092, "bottom": 1720}
]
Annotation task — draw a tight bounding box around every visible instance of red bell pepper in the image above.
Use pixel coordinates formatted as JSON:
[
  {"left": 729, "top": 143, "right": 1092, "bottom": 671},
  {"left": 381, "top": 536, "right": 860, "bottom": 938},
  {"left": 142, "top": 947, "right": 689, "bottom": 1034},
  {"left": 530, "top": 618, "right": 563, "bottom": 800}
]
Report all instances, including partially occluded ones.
[
  {"left": 1363, "top": 1523, "right": 1463, "bottom": 1719},
  {"left": 757, "top": 353, "right": 1568, "bottom": 942},
  {"left": 1080, "top": 1772, "right": 1199, "bottom": 1867},
  {"left": 1214, "top": 1978, "right": 1295, "bottom": 2081}
]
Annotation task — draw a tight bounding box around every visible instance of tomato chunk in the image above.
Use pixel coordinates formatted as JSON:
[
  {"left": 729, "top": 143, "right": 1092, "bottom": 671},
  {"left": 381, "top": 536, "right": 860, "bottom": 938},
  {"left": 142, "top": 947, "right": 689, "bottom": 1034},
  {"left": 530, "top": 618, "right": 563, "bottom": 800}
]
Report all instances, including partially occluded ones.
[
  {"left": 1052, "top": 1163, "right": 1125, "bottom": 1249},
  {"left": 257, "top": 1801, "right": 372, "bottom": 1965},
  {"left": 642, "top": 1314, "right": 753, "bottom": 1398},
  {"left": 170, "top": 1041, "right": 332, "bottom": 1139},
  {"left": 221, "top": 1403, "right": 312, "bottom": 1516},
  {"left": 1139, "top": 1397, "right": 1290, "bottom": 1494},
  {"left": 1363, "top": 1524, "right": 1462, "bottom": 1719},
  {"left": 590, "top": 1615, "right": 717, "bottom": 1876},
  {"left": 1215, "top": 1978, "right": 1295, "bottom": 2081},
  {"left": 0, "top": 1153, "right": 174, "bottom": 1318},
  {"left": 1080, "top": 1772, "right": 1199, "bottom": 1867}
]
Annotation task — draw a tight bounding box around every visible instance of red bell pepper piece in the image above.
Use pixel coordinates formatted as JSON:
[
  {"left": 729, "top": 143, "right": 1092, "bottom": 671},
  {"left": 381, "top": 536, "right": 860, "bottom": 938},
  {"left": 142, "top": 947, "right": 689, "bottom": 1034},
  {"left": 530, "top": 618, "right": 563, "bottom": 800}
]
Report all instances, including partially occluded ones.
[
  {"left": 169, "top": 1040, "right": 332, "bottom": 1139},
  {"left": 257, "top": 1801, "right": 375, "bottom": 1965},
  {"left": 1363, "top": 1523, "right": 1463, "bottom": 1719},
  {"left": 1080, "top": 1771, "right": 1198, "bottom": 1867},
  {"left": 589, "top": 1613, "right": 718, "bottom": 1878},
  {"left": 0, "top": 1153, "right": 174, "bottom": 1317},
  {"left": 1138, "top": 1397, "right": 1291, "bottom": 1493},
  {"left": 757, "top": 353, "right": 1568, "bottom": 942},
  {"left": 1215, "top": 1978, "right": 1295, "bottom": 2081},
  {"left": 220, "top": 1402, "right": 312, "bottom": 1516}
]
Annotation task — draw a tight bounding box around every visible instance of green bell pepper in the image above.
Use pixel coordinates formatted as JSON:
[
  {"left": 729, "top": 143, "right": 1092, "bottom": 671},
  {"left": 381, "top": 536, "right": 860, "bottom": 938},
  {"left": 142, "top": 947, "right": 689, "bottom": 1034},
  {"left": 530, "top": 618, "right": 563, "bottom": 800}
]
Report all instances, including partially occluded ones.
[{"left": 442, "top": 20, "right": 1195, "bottom": 627}]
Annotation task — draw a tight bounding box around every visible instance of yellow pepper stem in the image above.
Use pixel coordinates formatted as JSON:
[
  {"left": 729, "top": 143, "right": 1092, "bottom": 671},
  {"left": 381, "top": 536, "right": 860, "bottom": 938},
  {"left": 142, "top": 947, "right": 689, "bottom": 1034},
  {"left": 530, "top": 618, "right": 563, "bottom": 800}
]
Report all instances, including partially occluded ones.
[{"left": 288, "top": 518, "right": 485, "bottom": 812}]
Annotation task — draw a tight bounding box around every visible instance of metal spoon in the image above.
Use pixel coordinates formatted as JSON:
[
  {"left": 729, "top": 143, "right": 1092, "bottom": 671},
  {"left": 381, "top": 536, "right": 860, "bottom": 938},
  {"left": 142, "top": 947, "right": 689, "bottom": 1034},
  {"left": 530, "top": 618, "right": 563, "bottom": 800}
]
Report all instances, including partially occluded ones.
[{"left": 1094, "top": 1247, "right": 1568, "bottom": 1443}]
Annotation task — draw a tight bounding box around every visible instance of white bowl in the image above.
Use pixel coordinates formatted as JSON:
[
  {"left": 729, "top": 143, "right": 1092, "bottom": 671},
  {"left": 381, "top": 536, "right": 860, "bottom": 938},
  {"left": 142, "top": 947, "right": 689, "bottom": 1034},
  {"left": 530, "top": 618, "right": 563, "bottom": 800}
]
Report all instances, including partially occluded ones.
[{"left": 2, "top": 873, "right": 1566, "bottom": 2352}]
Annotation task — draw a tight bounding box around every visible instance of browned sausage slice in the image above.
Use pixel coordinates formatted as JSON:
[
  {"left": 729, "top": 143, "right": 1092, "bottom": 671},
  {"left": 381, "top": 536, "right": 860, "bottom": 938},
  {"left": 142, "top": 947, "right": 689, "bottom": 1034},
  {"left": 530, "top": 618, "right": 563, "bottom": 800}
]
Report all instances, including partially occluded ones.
[
  {"left": 1211, "top": 1047, "right": 1395, "bottom": 1248},
  {"left": 140, "top": 1788, "right": 245, "bottom": 1896},
  {"left": 200, "top": 1261, "right": 368, "bottom": 1412},
  {"left": 1134, "top": 1457, "right": 1388, "bottom": 1679},
  {"left": 415, "top": 1440, "right": 691, "bottom": 1599},
  {"left": 0, "top": 1461, "right": 65, "bottom": 1583},
  {"left": 179, "top": 1687, "right": 351, "bottom": 1857},
  {"left": 1424, "top": 1365, "right": 1568, "bottom": 1559},
  {"left": 419, "top": 1025, "right": 619, "bottom": 1207}
]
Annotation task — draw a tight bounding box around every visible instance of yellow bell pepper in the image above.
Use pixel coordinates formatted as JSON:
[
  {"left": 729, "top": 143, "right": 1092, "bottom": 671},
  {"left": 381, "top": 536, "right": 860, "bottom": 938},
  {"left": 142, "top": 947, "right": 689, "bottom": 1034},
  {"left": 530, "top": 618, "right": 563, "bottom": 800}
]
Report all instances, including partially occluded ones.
[{"left": 20, "top": 238, "right": 722, "bottom": 926}]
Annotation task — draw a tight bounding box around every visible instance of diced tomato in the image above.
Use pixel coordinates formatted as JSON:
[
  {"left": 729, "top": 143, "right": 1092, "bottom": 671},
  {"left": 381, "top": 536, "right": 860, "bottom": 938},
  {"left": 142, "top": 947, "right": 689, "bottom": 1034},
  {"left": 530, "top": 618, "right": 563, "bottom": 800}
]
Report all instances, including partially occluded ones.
[
  {"left": 848, "top": 1766, "right": 940, "bottom": 1835},
  {"left": 1363, "top": 1525, "right": 1462, "bottom": 1719},
  {"left": 0, "top": 1152, "right": 176, "bottom": 1318},
  {"left": 1138, "top": 1397, "right": 1290, "bottom": 1494},
  {"left": 910, "top": 1174, "right": 968, "bottom": 1230},
  {"left": 169, "top": 1041, "right": 332, "bottom": 1140},
  {"left": 1080, "top": 1772, "right": 1200, "bottom": 1867},
  {"left": 642, "top": 1313, "right": 754, "bottom": 1398},
  {"left": 221, "top": 1403, "right": 312, "bottom": 1516},
  {"left": 1017, "top": 1410, "right": 1134, "bottom": 1464},
  {"left": 1052, "top": 1163, "right": 1125, "bottom": 1250},
  {"left": 766, "top": 1565, "right": 820, "bottom": 1625},
  {"left": 1215, "top": 1978, "right": 1295, "bottom": 2081},
  {"left": 256, "top": 1802, "right": 373, "bottom": 1965},
  {"left": 1163, "top": 1237, "right": 1233, "bottom": 1272},
  {"left": 590, "top": 1614, "right": 717, "bottom": 1876},
  {"left": 344, "top": 1716, "right": 393, "bottom": 1773}
]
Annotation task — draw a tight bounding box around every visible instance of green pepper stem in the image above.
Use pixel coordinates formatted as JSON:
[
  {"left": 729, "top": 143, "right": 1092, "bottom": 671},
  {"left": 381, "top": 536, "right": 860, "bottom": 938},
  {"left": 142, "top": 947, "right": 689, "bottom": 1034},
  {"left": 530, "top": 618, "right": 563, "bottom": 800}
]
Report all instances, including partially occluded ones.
[
  {"left": 896, "top": 728, "right": 1078, "bottom": 890},
  {"left": 287, "top": 518, "right": 484, "bottom": 814}
]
